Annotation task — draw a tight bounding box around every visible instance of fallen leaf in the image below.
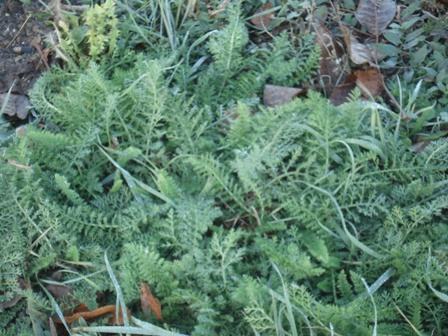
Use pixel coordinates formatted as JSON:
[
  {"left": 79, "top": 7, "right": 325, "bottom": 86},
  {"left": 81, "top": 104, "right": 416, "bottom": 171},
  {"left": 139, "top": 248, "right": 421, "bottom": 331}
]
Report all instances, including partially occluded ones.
[
  {"left": 0, "top": 277, "right": 28, "bottom": 309},
  {"left": 355, "top": 69, "right": 384, "bottom": 98},
  {"left": 0, "top": 93, "right": 31, "bottom": 119},
  {"left": 344, "top": 29, "right": 376, "bottom": 65},
  {"left": 46, "top": 284, "right": 73, "bottom": 301},
  {"left": 314, "top": 20, "right": 346, "bottom": 96},
  {"left": 412, "top": 140, "right": 430, "bottom": 153},
  {"left": 49, "top": 318, "right": 58, "bottom": 336},
  {"left": 140, "top": 282, "right": 163, "bottom": 320},
  {"left": 53, "top": 305, "right": 130, "bottom": 324},
  {"left": 108, "top": 306, "right": 130, "bottom": 326},
  {"left": 251, "top": 3, "right": 274, "bottom": 28},
  {"left": 355, "top": 0, "right": 396, "bottom": 36},
  {"left": 263, "top": 85, "right": 304, "bottom": 107},
  {"left": 73, "top": 303, "right": 90, "bottom": 314},
  {"left": 330, "top": 69, "right": 384, "bottom": 106},
  {"left": 329, "top": 74, "right": 357, "bottom": 106}
]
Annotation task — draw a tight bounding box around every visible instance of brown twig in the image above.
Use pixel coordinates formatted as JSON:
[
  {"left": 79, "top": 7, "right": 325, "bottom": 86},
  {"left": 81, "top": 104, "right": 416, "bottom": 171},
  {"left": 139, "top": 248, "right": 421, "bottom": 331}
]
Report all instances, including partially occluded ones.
[
  {"left": 52, "top": 304, "right": 131, "bottom": 324},
  {"left": 6, "top": 13, "right": 33, "bottom": 49},
  {"left": 30, "top": 36, "right": 51, "bottom": 71}
]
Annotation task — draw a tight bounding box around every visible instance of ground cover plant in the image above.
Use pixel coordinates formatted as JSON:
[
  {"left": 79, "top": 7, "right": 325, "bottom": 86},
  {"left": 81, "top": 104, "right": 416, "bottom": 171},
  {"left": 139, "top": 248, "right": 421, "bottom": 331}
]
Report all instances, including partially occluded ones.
[{"left": 1, "top": 0, "right": 448, "bottom": 335}]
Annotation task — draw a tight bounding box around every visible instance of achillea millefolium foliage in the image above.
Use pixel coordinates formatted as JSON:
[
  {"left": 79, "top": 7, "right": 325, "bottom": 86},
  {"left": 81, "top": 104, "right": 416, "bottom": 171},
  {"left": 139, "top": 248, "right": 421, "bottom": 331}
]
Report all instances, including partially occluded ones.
[{"left": 1, "top": 1, "right": 448, "bottom": 335}]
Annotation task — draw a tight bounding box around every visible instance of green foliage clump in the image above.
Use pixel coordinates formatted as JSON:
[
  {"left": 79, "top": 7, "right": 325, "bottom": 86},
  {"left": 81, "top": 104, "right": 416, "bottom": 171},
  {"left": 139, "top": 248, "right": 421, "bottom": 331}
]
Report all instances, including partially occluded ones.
[
  {"left": 1, "top": 1, "right": 448, "bottom": 335},
  {"left": 265, "top": 33, "right": 320, "bottom": 87},
  {"left": 83, "top": 0, "right": 119, "bottom": 61},
  {"left": 56, "top": 0, "right": 119, "bottom": 65}
]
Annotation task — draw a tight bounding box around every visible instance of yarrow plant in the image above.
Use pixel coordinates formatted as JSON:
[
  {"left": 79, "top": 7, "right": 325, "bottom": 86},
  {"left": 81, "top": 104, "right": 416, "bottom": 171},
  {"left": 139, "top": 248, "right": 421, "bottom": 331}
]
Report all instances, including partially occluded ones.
[{"left": 1, "top": 1, "right": 448, "bottom": 335}]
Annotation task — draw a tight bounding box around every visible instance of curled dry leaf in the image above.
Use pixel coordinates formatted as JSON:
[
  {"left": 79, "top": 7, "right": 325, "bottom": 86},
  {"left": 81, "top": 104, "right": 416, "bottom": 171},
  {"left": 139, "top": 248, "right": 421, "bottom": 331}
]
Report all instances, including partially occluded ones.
[
  {"left": 0, "top": 93, "right": 31, "bottom": 119},
  {"left": 341, "top": 27, "right": 376, "bottom": 65},
  {"left": 329, "top": 69, "right": 384, "bottom": 106},
  {"left": 263, "top": 85, "right": 305, "bottom": 107},
  {"left": 251, "top": 2, "right": 274, "bottom": 28},
  {"left": 140, "top": 282, "right": 163, "bottom": 320},
  {"left": 46, "top": 272, "right": 132, "bottom": 326},
  {"left": 314, "top": 20, "right": 345, "bottom": 96},
  {"left": 355, "top": 0, "right": 396, "bottom": 36},
  {"left": 53, "top": 305, "right": 131, "bottom": 325},
  {"left": 355, "top": 69, "right": 384, "bottom": 99}
]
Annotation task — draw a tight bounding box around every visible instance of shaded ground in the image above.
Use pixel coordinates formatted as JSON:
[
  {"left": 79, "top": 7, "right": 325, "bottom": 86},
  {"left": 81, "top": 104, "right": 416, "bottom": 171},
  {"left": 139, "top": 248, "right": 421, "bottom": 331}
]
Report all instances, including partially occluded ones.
[{"left": 0, "top": 1, "right": 53, "bottom": 95}]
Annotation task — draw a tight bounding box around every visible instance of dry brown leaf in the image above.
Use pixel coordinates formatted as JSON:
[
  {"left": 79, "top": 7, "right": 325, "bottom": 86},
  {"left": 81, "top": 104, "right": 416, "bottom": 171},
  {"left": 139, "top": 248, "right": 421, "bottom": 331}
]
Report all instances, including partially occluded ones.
[
  {"left": 355, "top": 69, "right": 384, "bottom": 98},
  {"left": 0, "top": 278, "right": 28, "bottom": 309},
  {"left": 108, "top": 306, "right": 131, "bottom": 326},
  {"left": 0, "top": 293, "right": 22, "bottom": 310},
  {"left": 53, "top": 305, "right": 130, "bottom": 325},
  {"left": 314, "top": 20, "right": 346, "bottom": 96},
  {"left": 263, "top": 85, "right": 304, "bottom": 107},
  {"left": 412, "top": 140, "right": 430, "bottom": 153},
  {"left": 73, "top": 303, "right": 90, "bottom": 314},
  {"left": 348, "top": 39, "right": 372, "bottom": 65},
  {"left": 0, "top": 93, "right": 31, "bottom": 119},
  {"left": 46, "top": 271, "right": 76, "bottom": 300},
  {"left": 46, "top": 283, "right": 73, "bottom": 301},
  {"left": 330, "top": 69, "right": 384, "bottom": 106},
  {"left": 140, "top": 282, "right": 163, "bottom": 320},
  {"left": 355, "top": 0, "right": 396, "bottom": 36},
  {"left": 329, "top": 74, "right": 357, "bottom": 106},
  {"left": 251, "top": 3, "right": 274, "bottom": 28},
  {"left": 49, "top": 317, "right": 58, "bottom": 336},
  {"left": 341, "top": 26, "right": 375, "bottom": 66}
]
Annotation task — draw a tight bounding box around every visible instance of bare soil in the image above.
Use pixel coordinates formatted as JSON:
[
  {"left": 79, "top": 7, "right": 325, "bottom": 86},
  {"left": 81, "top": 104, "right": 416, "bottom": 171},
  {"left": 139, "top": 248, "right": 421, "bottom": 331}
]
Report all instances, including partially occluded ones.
[{"left": 0, "top": 1, "right": 54, "bottom": 95}]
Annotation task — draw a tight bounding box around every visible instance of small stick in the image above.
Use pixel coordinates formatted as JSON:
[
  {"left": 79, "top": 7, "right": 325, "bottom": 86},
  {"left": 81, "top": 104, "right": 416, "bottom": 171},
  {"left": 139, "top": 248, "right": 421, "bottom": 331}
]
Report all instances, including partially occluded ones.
[
  {"left": 30, "top": 36, "right": 51, "bottom": 71},
  {"left": 6, "top": 13, "right": 33, "bottom": 49}
]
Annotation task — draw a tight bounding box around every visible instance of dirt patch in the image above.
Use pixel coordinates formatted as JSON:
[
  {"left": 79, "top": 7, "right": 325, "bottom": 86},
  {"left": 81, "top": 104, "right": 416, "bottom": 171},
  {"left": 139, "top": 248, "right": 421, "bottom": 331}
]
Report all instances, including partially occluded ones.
[{"left": 0, "top": 1, "right": 54, "bottom": 95}]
